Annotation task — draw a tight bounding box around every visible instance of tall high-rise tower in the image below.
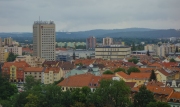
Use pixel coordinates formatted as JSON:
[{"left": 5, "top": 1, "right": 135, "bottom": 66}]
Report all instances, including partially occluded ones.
[
  {"left": 86, "top": 36, "right": 96, "bottom": 50},
  {"left": 33, "top": 21, "right": 56, "bottom": 61},
  {"left": 103, "top": 37, "right": 113, "bottom": 46}
]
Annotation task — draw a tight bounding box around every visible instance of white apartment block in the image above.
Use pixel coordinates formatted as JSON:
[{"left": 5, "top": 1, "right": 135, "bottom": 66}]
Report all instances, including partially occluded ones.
[
  {"left": 4, "top": 46, "right": 22, "bottom": 55},
  {"left": 95, "top": 45, "right": 131, "bottom": 60},
  {"left": 33, "top": 21, "right": 56, "bottom": 61},
  {"left": 144, "top": 44, "right": 176, "bottom": 57},
  {"left": 103, "top": 37, "right": 113, "bottom": 46}
]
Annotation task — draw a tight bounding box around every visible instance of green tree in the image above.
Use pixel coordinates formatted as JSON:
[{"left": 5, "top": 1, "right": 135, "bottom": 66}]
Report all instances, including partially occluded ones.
[
  {"left": 127, "top": 67, "right": 140, "bottom": 74},
  {"left": 128, "top": 58, "right": 138, "bottom": 64},
  {"left": 91, "top": 80, "right": 131, "bottom": 107},
  {"left": 103, "top": 70, "right": 114, "bottom": 74},
  {"left": 24, "top": 75, "right": 41, "bottom": 91},
  {"left": 147, "top": 50, "right": 150, "bottom": 56},
  {"left": 7, "top": 52, "right": 18, "bottom": 62},
  {"left": 149, "top": 70, "right": 157, "bottom": 81},
  {"left": 12, "top": 91, "right": 29, "bottom": 107},
  {"left": 54, "top": 77, "right": 64, "bottom": 85},
  {"left": 147, "top": 102, "right": 170, "bottom": 107},
  {"left": 76, "top": 63, "right": 83, "bottom": 66},
  {"left": 114, "top": 67, "right": 125, "bottom": 73},
  {"left": 133, "top": 85, "right": 155, "bottom": 107},
  {"left": 0, "top": 73, "right": 18, "bottom": 100},
  {"left": 24, "top": 94, "right": 39, "bottom": 107},
  {"left": 132, "top": 42, "right": 136, "bottom": 51},
  {"left": 170, "top": 58, "right": 176, "bottom": 62}
]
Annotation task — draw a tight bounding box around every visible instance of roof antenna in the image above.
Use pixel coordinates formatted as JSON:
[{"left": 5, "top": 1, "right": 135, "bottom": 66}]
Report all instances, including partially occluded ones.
[{"left": 39, "top": 16, "right": 40, "bottom": 22}]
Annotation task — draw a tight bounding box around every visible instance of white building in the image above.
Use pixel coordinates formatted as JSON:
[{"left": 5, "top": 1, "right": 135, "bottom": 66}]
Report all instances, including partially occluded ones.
[
  {"left": 33, "top": 21, "right": 56, "bottom": 61},
  {"left": 95, "top": 45, "right": 131, "bottom": 60},
  {"left": 4, "top": 46, "right": 22, "bottom": 55},
  {"left": 103, "top": 37, "right": 113, "bottom": 46}
]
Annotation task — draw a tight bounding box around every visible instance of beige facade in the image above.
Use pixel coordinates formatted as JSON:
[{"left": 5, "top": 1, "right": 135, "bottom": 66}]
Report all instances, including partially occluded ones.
[
  {"left": 4, "top": 46, "right": 22, "bottom": 55},
  {"left": 0, "top": 47, "right": 9, "bottom": 62},
  {"left": 157, "top": 44, "right": 176, "bottom": 57},
  {"left": 33, "top": 21, "right": 56, "bottom": 61},
  {"left": 0, "top": 38, "right": 2, "bottom": 47},
  {"left": 95, "top": 45, "right": 131, "bottom": 60},
  {"left": 145, "top": 44, "right": 176, "bottom": 57},
  {"left": 44, "top": 67, "right": 63, "bottom": 84},
  {"left": 24, "top": 67, "right": 44, "bottom": 83},
  {"left": 103, "top": 37, "right": 113, "bottom": 46},
  {"left": 4, "top": 37, "right": 13, "bottom": 46},
  {"left": 16, "top": 55, "right": 45, "bottom": 67}
]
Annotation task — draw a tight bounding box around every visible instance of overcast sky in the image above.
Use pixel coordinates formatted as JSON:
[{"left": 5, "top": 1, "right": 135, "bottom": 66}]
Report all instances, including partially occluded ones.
[{"left": 0, "top": 0, "right": 180, "bottom": 32}]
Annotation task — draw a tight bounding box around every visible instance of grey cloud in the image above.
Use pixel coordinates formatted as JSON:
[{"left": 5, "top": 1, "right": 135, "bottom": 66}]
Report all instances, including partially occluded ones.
[{"left": 0, "top": 0, "right": 180, "bottom": 32}]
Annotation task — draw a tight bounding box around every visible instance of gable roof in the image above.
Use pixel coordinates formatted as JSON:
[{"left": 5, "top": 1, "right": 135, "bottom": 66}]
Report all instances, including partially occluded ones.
[{"left": 58, "top": 73, "right": 101, "bottom": 87}]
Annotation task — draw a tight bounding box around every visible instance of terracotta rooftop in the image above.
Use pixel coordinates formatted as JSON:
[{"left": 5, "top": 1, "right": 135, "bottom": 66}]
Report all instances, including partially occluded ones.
[
  {"left": 58, "top": 73, "right": 101, "bottom": 87},
  {"left": 168, "top": 92, "right": 180, "bottom": 101},
  {"left": 44, "top": 67, "right": 60, "bottom": 73},
  {"left": 24, "top": 67, "right": 44, "bottom": 72},
  {"left": 3, "top": 61, "right": 30, "bottom": 68}
]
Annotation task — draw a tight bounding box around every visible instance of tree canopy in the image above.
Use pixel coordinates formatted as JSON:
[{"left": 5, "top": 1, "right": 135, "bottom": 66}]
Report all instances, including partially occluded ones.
[
  {"left": 113, "top": 67, "right": 125, "bottom": 73},
  {"left": 127, "top": 67, "right": 140, "bottom": 74},
  {"left": 7, "top": 52, "right": 18, "bottom": 62},
  {"left": 128, "top": 58, "right": 138, "bottom": 64},
  {"left": 133, "top": 85, "right": 155, "bottom": 107},
  {"left": 0, "top": 73, "right": 18, "bottom": 100},
  {"left": 170, "top": 58, "right": 176, "bottom": 62},
  {"left": 147, "top": 50, "right": 150, "bottom": 56},
  {"left": 103, "top": 70, "right": 114, "bottom": 74},
  {"left": 149, "top": 70, "right": 157, "bottom": 81},
  {"left": 147, "top": 102, "right": 171, "bottom": 107}
]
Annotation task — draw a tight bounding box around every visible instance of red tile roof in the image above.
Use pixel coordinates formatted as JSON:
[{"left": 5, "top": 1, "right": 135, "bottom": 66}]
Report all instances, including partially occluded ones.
[{"left": 24, "top": 67, "right": 44, "bottom": 72}]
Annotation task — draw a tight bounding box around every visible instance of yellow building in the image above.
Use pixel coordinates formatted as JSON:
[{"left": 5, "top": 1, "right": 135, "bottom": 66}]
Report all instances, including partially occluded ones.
[
  {"left": 44, "top": 67, "right": 63, "bottom": 84},
  {"left": 155, "top": 69, "right": 170, "bottom": 84},
  {"left": 115, "top": 72, "right": 151, "bottom": 86},
  {"left": 2, "top": 61, "right": 30, "bottom": 82},
  {"left": 0, "top": 47, "right": 9, "bottom": 62}
]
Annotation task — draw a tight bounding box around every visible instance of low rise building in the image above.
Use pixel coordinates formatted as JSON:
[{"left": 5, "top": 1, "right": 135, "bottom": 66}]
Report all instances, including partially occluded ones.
[
  {"left": 95, "top": 45, "right": 131, "bottom": 60},
  {"left": 16, "top": 55, "right": 45, "bottom": 67},
  {"left": 4, "top": 46, "right": 22, "bottom": 55},
  {"left": 24, "top": 67, "right": 45, "bottom": 83},
  {"left": 44, "top": 67, "right": 63, "bottom": 84},
  {"left": 2, "top": 61, "right": 30, "bottom": 82},
  {"left": 115, "top": 72, "right": 151, "bottom": 86}
]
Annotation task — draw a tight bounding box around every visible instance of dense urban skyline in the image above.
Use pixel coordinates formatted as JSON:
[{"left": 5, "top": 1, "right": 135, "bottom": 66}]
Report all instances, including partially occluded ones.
[{"left": 0, "top": 0, "right": 180, "bottom": 32}]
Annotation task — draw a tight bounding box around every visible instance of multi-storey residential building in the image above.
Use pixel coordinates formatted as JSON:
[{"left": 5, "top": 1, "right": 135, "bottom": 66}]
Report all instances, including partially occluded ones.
[
  {"left": 0, "top": 47, "right": 9, "bottom": 63},
  {"left": 44, "top": 67, "right": 63, "bottom": 84},
  {"left": 103, "top": 37, "right": 113, "bottom": 46},
  {"left": 145, "top": 44, "right": 176, "bottom": 57},
  {"left": 0, "top": 38, "right": 2, "bottom": 47},
  {"left": 144, "top": 44, "right": 158, "bottom": 54},
  {"left": 95, "top": 45, "right": 131, "bottom": 60},
  {"left": 86, "top": 36, "right": 96, "bottom": 50},
  {"left": 4, "top": 37, "right": 13, "bottom": 46},
  {"left": 15, "top": 55, "right": 45, "bottom": 67},
  {"left": 157, "top": 44, "right": 176, "bottom": 57},
  {"left": 2, "top": 61, "right": 30, "bottom": 82},
  {"left": 4, "top": 46, "right": 22, "bottom": 55},
  {"left": 24, "top": 67, "right": 45, "bottom": 83},
  {"left": 33, "top": 21, "right": 56, "bottom": 61}
]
